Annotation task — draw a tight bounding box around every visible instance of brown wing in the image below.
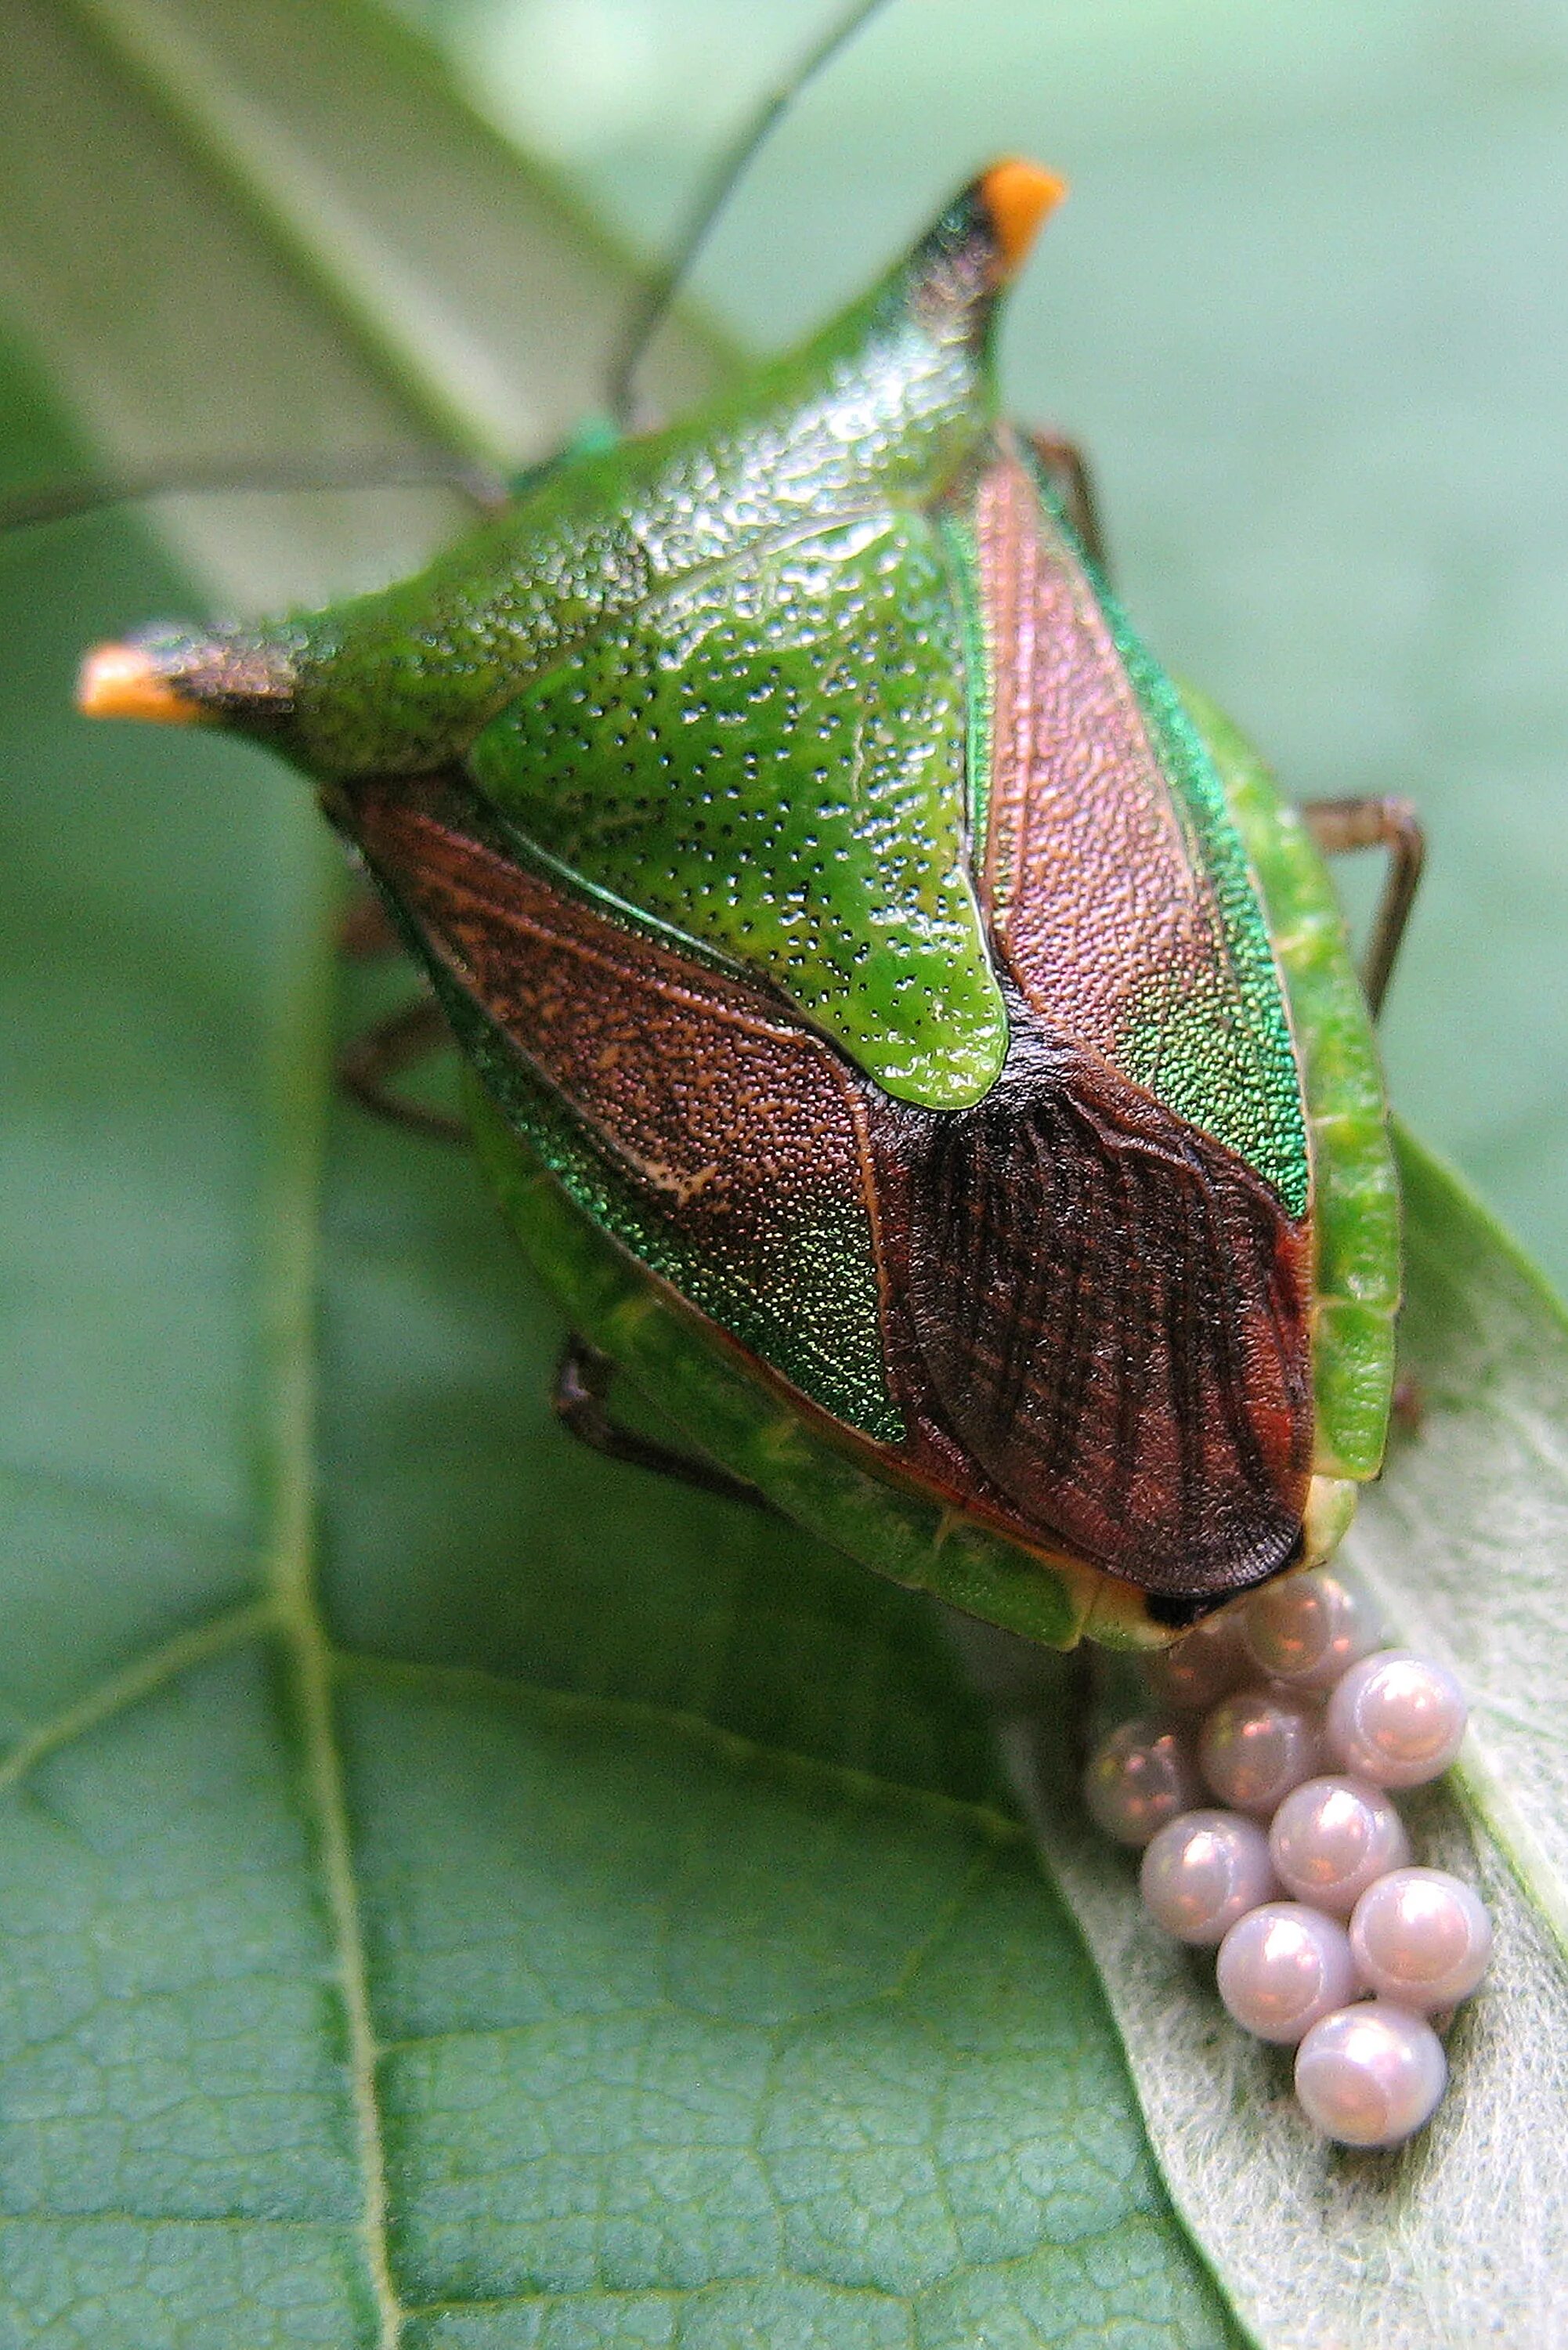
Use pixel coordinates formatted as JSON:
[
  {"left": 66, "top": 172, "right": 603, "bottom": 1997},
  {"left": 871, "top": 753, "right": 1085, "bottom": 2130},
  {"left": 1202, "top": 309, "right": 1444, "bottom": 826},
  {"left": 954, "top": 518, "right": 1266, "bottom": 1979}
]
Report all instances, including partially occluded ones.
[
  {"left": 349, "top": 777, "right": 904, "bottom": 1445},
  {"left": 874, "top": 1005, "right": 1315, "bottom": 1598},
  {"left": 970, "top": 436, "right": 1310, "bottom": 1221},
  {"left": 978, "top": 446, "right": 1212, "bottom": 1049},
  {"left": 349, "top": 776, "right": 1314, "bottom": 1600}
]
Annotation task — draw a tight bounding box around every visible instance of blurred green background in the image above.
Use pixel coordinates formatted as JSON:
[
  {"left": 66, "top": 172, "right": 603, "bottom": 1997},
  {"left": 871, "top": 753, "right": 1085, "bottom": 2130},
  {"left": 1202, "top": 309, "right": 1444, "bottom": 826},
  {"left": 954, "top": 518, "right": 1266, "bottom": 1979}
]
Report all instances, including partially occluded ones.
[{"left": 392, "top": 0, "right": 1568, "bottom": 1291}]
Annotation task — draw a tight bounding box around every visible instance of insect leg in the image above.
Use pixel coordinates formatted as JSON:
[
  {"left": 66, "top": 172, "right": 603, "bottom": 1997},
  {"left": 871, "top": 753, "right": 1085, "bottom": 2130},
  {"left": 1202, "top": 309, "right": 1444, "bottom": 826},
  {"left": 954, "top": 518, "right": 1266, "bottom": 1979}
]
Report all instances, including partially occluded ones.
[
  {"left": 1024, "top": 430, "right": 1110, "bottom": 575},
  {"left": 554, "top": 1338, "right": 774, "bottom": 1514},
  {"left": 338, "top": 996, "right": 468, "bottom": 1142},
  {"left": 1299, "top": 796, "right": 1426, "bottom": 1019},
  {"left": 0, "top": 449, "right": 510, "bottom": 534}
]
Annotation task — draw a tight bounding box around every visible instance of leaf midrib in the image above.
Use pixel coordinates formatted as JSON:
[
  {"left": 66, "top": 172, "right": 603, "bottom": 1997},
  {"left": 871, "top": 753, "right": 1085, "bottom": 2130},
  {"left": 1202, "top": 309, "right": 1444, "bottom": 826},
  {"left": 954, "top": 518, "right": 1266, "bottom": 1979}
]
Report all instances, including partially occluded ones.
[{"left": 244, "top": 826, "right": 403, "bottom": 2345}]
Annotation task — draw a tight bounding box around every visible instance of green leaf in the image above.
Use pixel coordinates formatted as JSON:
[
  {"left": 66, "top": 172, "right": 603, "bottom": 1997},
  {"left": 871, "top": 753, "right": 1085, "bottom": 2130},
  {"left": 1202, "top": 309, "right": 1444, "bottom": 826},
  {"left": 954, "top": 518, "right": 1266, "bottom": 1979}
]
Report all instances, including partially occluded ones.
[
  {"left": 4, "top": 0, "right": 1566, "bottom": 2343},
  {"left": 0, "top": 1, "right": 1235, "bottom": 2341}
]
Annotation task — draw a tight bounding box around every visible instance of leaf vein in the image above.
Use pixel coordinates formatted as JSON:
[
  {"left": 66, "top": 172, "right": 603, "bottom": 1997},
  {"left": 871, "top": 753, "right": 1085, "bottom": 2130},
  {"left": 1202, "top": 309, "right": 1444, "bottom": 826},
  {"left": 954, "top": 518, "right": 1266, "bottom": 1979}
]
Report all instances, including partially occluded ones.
[
  {"left": 0, "top": 1599, "right": 276, "bottom": 1799},
  {"left": 258, "top": 863, "right": 406, "bottom": 2350},
  {"left": 335, "top": 1648, "right": 1026, "bottom": 1843}
]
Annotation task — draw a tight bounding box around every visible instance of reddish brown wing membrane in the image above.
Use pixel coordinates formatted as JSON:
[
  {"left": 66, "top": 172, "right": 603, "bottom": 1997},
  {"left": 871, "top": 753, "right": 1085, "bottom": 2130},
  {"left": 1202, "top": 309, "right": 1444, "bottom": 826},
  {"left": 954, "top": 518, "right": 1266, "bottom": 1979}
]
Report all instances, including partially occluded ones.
[
  {"left": 877, "top": 1015, "right": 1314, "bottom": 1598},
  {"left": 348, "top": 754, "right": 1313, "bottom": 1603},
  {"left": 977, "top": 437, "right": 1241, "bottom": 1061},
  {"left": 349, "top": 776, "right": 905, "bottom": 1449}
]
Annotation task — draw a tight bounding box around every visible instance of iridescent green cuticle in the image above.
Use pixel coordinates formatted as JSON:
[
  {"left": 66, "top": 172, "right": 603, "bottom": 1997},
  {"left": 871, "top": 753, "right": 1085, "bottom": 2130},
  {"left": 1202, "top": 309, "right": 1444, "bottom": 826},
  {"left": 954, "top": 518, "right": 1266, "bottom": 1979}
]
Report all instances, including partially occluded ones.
[
  {"left": 1187, "top": 685, "right": 1400, "bottom": 1480},
  {"left": 1108, "top": 606, "right": 1309, "bottom": 1219}
]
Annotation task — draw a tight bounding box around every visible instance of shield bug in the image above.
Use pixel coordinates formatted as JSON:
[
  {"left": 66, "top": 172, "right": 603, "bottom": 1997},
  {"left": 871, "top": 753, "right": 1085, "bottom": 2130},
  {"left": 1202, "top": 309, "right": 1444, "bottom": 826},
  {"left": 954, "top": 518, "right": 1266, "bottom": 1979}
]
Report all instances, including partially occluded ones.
[{"left": 74, "top": 124, "right": 1422, "bottom": 1651}]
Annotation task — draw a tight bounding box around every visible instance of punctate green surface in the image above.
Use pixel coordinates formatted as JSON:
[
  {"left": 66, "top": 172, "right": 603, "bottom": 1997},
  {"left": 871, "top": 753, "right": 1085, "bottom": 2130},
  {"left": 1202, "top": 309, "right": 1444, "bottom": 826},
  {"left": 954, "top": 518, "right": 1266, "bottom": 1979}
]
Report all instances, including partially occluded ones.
[
  {"left": 1188, "top": 687, "right": 1400, "bottom": 1480},
  {"left": 471, "top": 509, "right": 995, "bottom": 1109}
]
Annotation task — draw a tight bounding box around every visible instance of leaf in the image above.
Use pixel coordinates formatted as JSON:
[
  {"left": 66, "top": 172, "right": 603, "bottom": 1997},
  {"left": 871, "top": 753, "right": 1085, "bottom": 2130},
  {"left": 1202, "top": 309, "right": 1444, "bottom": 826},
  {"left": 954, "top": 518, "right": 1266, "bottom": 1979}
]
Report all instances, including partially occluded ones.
[
  {"left": 5, "top": 1, "right": 1567, "bottom": 2343},
  {"left": 0, "top": 1, "right": 1237, "bottom": 2342}
]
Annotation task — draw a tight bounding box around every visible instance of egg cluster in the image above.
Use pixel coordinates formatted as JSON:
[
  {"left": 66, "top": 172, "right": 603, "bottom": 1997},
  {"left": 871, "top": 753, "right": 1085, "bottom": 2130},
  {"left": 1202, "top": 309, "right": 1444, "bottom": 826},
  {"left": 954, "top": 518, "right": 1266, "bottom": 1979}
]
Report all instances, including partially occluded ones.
[{"left": 1082, "top": 1569, "right": 1489, "bottom": 2149}]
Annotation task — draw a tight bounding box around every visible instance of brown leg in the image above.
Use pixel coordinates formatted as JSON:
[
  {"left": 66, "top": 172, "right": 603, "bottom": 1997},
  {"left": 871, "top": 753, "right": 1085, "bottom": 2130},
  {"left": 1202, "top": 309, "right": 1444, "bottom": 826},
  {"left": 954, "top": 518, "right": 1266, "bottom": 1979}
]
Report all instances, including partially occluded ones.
[
  {"left": 338, "top": 996, "right": 468, "bottom": 1143},
  {"left": 1299, "top": 795, "right": 1426, "bottom": 1020},
  {"left": 554, "top": 1337, "right": 774, "bottom": 1513},
  {"left": 1026, "top": 429, "right": 1109, "bottom": 576}
]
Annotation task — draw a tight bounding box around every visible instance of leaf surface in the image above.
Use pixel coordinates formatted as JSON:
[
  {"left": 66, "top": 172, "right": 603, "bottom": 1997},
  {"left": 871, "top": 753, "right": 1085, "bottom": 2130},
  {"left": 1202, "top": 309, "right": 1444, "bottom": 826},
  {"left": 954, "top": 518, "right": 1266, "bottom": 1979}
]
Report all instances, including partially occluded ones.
[{"left": 3, "top": 1, "right": 1566, "bottom": 2344}]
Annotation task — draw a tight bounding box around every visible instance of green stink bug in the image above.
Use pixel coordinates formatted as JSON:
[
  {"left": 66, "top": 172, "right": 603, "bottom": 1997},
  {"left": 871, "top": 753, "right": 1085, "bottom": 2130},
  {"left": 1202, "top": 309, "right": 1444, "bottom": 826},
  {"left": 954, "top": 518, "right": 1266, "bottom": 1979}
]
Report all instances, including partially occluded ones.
[{"left": 77, "top": 157, "right": 1419, "bottom": 1653}]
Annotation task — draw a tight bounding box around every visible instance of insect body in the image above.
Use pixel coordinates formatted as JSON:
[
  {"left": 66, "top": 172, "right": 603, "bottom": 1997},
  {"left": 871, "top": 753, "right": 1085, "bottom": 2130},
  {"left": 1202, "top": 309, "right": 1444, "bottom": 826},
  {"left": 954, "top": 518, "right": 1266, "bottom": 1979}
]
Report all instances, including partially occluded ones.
[{"left": 78, "top": 163, "right": 1403, "bottom": 1648}]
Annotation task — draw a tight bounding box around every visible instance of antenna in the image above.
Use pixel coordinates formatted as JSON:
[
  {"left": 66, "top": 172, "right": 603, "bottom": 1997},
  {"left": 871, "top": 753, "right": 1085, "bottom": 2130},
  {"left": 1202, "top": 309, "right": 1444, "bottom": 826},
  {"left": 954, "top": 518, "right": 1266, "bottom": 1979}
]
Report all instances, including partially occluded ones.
[
  {"left": 605, "top": 0, "right": 898, "bottom": 428},
  {"left": 0, "top": 450, "right": 511, "bottom": 534}
]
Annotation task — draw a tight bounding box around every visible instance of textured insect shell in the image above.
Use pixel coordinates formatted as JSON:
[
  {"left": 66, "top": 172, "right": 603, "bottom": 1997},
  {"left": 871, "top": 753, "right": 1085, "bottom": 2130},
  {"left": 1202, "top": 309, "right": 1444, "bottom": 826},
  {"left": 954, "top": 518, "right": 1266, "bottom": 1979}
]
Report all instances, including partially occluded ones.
[
  {"left": 80, "top": 169, "right": 1400, "bottom": 1637},
  {"left": 396, "top": 682, "right": 1394, "bottom": 1652},
  {"left": 338, "top": 183, "right": 1394, "bottom": 1628},
  {"left": 135, "top": 180, "right": 1022, "bottom": 1115}
]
